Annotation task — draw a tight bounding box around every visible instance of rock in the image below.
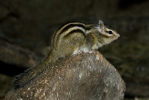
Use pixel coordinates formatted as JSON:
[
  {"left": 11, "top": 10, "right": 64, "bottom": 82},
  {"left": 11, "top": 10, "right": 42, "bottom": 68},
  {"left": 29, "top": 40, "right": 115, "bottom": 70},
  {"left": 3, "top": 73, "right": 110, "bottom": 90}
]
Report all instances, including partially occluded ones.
[{"left": 5, "top": 52, "right": 125, "bottom": 100}]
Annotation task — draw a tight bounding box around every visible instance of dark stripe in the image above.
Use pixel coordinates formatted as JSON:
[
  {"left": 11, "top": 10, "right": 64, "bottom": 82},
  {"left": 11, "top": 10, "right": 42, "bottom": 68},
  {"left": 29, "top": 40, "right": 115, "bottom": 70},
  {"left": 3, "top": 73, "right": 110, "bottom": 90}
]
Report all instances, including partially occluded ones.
[
  {"left": 53, "top": 23, "right": 86, "bottom": 47},
  {"left": 61, "top": 23, "right": 86, "bottom": 33},
  {"left": 52, "top": 23, "right": 85, "bottom": 45},
  {"left": 64, "top": 29, "right": 86, "bottom": 38},
  {"left": 52, "top": 23, "right": 93, "bottom": 48}
]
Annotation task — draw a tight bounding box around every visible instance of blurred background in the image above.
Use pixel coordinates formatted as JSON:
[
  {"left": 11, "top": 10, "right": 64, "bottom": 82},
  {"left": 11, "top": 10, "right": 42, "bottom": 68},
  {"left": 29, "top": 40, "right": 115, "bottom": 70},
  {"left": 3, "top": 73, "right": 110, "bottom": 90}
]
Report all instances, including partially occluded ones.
[{"left": 0, "top": 0, "right": 149, "bottom": 99}]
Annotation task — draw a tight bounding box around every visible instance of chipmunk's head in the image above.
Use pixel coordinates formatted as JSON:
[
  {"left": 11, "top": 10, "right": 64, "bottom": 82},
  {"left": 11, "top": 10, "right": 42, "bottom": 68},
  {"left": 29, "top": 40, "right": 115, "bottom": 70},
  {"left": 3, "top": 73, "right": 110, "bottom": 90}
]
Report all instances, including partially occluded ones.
[{"left": 95, "top": 20, "right": 120, "bottom": 45}]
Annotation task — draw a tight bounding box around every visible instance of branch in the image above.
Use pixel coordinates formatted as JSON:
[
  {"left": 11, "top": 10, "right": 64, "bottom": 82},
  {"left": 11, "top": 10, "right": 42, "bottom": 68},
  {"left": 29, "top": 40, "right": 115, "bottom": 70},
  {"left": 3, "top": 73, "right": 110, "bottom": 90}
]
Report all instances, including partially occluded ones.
[{"left": 0, "top": 39, "right": 41, "bottom": 68}]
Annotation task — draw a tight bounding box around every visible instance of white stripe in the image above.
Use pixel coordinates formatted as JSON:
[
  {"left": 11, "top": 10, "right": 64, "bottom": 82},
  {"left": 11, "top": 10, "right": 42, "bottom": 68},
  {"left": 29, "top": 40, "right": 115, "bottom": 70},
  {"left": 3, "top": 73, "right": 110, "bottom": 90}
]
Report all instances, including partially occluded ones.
[{"left": 65, "top": 26, "right": 86, "bottom": 34}]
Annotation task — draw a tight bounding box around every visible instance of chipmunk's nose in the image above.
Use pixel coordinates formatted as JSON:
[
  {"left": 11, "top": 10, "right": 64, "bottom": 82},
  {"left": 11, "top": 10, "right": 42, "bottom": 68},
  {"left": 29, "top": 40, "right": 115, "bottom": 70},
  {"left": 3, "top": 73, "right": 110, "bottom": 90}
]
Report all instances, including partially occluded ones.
[{"left": 117, "top": 33, "right": 120, "bottom": 37}]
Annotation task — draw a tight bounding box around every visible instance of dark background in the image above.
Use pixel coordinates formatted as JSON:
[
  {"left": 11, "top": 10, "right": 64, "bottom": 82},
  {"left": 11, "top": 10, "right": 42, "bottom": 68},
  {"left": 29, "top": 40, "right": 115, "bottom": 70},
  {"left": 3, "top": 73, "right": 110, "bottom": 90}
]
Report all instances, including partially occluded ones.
[{"left": 0, "top": 0, "right": 149, "bottom": 99}]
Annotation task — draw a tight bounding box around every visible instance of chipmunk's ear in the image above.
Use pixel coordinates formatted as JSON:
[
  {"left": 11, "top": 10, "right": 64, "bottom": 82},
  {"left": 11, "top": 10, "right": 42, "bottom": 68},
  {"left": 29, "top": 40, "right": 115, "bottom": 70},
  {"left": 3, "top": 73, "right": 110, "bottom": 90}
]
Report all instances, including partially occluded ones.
[{"left": 98, "top": 20, "right": 104, "bottom": 32}]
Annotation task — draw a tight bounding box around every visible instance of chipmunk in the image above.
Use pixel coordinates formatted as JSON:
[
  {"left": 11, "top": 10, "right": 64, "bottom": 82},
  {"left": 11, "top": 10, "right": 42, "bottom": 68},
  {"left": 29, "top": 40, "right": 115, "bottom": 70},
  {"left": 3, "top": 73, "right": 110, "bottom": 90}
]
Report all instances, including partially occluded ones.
[{"left": 13, "top": 20, "right": 120, "bottom": 89}]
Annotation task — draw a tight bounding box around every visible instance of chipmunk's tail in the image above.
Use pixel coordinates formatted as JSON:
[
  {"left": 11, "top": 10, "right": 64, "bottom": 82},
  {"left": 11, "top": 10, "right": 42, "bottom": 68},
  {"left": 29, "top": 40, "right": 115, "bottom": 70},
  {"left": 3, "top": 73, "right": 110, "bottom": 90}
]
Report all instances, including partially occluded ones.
[{"left": 13, "top": 50, "right": 56, "bottom": 89}]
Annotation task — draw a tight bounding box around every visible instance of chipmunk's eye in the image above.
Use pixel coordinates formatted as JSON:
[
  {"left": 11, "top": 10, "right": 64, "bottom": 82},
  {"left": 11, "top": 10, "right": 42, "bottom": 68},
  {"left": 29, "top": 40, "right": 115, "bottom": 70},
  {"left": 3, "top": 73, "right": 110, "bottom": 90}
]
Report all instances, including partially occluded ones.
[{"left": 108, "top": 30, "right": 113, "bottom": 34}]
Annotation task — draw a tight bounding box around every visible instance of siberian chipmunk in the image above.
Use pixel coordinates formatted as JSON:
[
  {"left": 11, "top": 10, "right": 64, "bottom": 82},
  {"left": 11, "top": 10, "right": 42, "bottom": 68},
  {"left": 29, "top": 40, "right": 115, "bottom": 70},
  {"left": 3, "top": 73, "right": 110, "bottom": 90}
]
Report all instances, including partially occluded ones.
[{"left": 13, "top": 20, "right": 120, "bottom": 89}]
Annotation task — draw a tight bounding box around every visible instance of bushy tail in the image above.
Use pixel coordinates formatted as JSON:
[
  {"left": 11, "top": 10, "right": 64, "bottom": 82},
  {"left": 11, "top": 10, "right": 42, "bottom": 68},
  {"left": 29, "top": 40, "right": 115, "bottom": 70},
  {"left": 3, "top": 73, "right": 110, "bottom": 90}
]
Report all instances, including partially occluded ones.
[{"left": 13, "top": 57, "right": 51, "bottom": 89}]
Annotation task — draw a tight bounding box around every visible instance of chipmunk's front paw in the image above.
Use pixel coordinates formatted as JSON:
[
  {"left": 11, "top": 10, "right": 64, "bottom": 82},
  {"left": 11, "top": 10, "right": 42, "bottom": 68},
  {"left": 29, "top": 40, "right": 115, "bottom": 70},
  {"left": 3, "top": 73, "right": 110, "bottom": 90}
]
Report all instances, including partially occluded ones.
[
  {"left": 89, "top": 50, "right": 95, "bottom": 54},
  {"left": 78, "top": 50, "right": 83, "bottom": 54}
]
